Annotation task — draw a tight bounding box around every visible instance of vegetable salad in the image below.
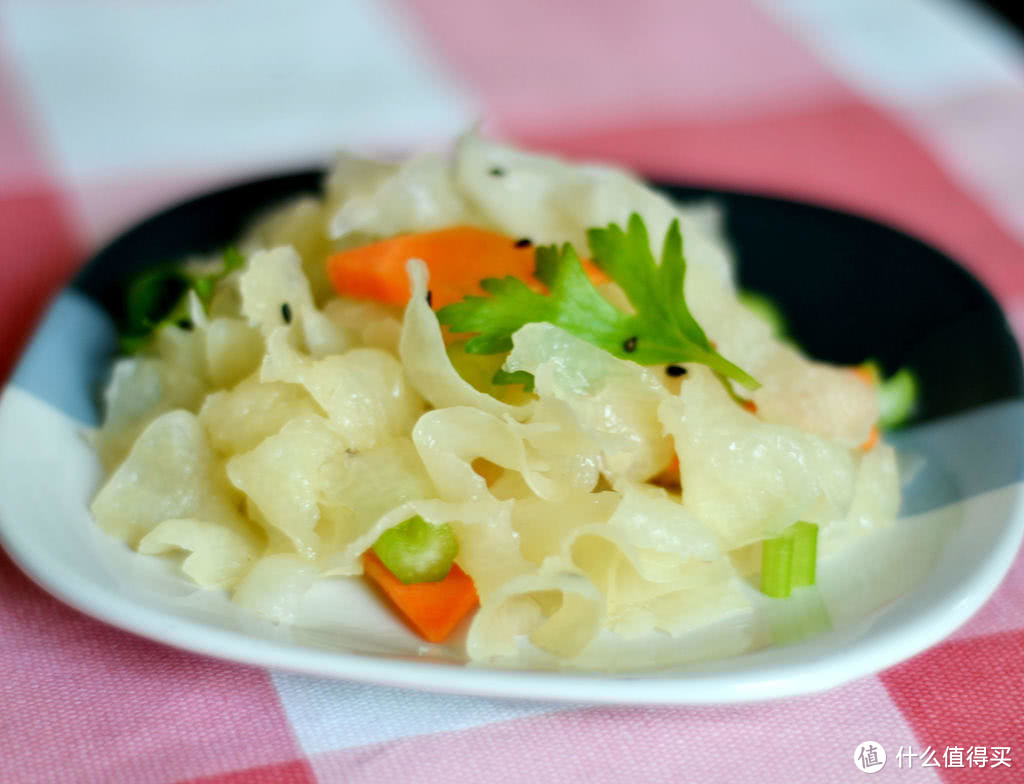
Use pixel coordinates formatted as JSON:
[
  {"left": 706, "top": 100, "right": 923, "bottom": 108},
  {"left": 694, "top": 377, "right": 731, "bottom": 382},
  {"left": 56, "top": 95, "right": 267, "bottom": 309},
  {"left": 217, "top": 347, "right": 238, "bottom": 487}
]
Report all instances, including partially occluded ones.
[{"left": 89, "top": 133, "right": 911, "bottom": 670}]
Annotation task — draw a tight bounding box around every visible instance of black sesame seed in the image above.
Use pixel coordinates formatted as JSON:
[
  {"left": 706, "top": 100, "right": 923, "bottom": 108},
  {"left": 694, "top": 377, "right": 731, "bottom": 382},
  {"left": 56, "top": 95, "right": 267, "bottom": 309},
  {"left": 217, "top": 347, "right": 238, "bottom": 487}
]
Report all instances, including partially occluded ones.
[
  {"left": 281, "top": 302, "right": 292, "bottom": 324},
  {"left": 425, "top": 289, "right": 433, "bottom": 307},
  {"left": 176, "top": 318, "right": 193, "bottom": 331},
  {"left": 488, "top": 166, "right": 505, "bottom": 177},
  {"left": 666, "top": 364, "right": 687, "bottom": 377},
  {"left": 514, "top": 238, "right": 532, "bottom": 248},
  {"left": 623, "top": 336, "right": 638, "bottom": 353}
]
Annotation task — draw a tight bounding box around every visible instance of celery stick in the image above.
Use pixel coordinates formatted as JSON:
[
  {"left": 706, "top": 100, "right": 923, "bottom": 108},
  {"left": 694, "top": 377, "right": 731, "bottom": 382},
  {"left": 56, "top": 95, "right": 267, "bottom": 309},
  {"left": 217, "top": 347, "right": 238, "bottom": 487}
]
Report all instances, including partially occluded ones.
[
  {"left": 789, "top": 521, "right": 819, "bottom": 588},
  {"left": 760, "top": 521, "right": 819, "bottom": 597},
  {"left": 372, "top": 516, "right": 459, "bottom": 584},
  {"left": 760, "top": 534, "right": 794, "bottom": 598}
]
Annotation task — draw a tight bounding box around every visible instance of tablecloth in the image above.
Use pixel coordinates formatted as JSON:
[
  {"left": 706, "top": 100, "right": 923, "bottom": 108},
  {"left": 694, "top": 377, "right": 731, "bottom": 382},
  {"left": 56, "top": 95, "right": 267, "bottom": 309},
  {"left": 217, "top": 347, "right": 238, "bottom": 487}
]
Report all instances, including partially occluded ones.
[{"left": 1, "top": 1, "right": 1023, "bottom": 782}]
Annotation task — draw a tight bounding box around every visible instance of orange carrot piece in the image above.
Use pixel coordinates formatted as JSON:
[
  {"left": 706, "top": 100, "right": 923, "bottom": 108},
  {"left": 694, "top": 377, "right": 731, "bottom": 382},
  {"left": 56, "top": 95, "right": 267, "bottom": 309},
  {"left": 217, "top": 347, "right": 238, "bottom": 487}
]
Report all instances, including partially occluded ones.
[
  {"left": 851, "top": 367, "right": 880, "bottom": 450},
  {"left": 859, "top": 425, "right": 879, "bottom": 452},
  {"left": 362, "top": 550, "right": 479, "bottom": 643},
  {"left": 327, "top": 226, "right": 608, "bottom": 310},
  {"left": 851, "top": 365, "right": 877, "bottom": 387}
]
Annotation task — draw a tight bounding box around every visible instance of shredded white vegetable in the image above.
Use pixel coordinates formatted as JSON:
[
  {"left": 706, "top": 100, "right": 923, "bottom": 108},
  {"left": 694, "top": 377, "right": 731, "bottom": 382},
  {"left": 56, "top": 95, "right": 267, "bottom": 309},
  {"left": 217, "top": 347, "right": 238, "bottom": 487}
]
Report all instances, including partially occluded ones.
[{"left": 89, "top": 133, "right": 901, "bottom": 671}]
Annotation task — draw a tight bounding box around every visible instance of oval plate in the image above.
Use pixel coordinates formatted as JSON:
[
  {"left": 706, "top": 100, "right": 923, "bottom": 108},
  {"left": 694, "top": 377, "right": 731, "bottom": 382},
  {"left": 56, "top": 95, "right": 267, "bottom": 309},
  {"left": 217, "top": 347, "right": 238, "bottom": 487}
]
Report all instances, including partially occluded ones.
[{"left": 1, "top": 170, "right": 1022, "bottom": 704}]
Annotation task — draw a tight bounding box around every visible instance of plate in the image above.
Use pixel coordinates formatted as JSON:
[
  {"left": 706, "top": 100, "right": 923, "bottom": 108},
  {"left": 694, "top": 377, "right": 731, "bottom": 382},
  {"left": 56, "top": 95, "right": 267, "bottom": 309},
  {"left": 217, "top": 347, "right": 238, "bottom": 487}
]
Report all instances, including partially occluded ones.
[{"left": 1, "top": 171, "right": 1022, "bottom": 704}]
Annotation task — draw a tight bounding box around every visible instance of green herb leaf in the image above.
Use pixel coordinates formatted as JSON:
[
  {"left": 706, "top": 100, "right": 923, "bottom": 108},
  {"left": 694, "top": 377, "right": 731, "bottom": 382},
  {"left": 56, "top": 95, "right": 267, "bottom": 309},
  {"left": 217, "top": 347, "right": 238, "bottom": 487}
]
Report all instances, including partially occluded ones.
[
  {"left": 194, "top": 246, "right": 245, "bottom": 309},
  {"left": 119, "top": 246, "right": 246, "bottom": 353},
  {"left": 491, "top": 368, "right": 535, "bottom": 392},
  {"left": 436, "top": 214, "right": 758, "bottom": 389},
  {"left": 445, "top": 341, "right": 536, "bottom": 398},
  {"left": 124, "top": 266, "right": 191, "bottom": 335}
]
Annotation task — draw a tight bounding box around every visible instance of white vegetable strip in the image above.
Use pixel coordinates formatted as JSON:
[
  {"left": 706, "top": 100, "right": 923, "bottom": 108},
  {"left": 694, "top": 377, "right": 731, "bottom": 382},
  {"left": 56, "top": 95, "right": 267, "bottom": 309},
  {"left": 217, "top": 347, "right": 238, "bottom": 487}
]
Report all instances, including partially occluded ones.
[
  {"left": 226, "top": 415, "right": 343, "bottom": 558},
  {"left": 412, "top": 404, "right": 599, "bottom": 503},
  {"left": 659, "top": 366, "right": 858, "bottom": 548},
  {"left": 399, "top": 258, "right": 532, "bottom": 420},
  {"left": 466, "top": 557, "right": 604, "bottom": 661},
  {"left": 506, "top": 322, "right": 672, "bottom": 481},
  {"left": 329, "top": 153, "right": 480, "bottom": 241},
  {"left": 232, "top": 554, "right": 319, "bottom": 625},
  {"left": 91, "top": 410, "right": 246, "bottom": 547},
  {"left": 262, "top": 327, "right": 424, "bottom": 451},
  {"left": 138, "top": 517, "right": 261, "bottom": 588}
]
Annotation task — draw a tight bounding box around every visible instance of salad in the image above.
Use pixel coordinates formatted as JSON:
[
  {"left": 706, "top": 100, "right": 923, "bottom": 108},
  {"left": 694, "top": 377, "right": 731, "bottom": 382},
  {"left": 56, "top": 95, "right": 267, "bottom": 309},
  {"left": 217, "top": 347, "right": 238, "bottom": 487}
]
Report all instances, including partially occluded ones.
[{"left": 89, "top": 133, "right": 916, "bottom": 670}]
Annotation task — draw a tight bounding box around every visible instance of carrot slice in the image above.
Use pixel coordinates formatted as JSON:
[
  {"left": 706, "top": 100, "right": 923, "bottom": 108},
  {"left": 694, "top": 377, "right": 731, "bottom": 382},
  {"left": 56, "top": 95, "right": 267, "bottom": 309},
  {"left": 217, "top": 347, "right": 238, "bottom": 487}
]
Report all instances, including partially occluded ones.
[
  {"left": 850, "top": 366, "right": 881, "bottom": 450},
  {"left": 851, "top": 364, "right": 878, "bottom": 387},
  {"left": 327, "top": 226, "right": 608, "bottom": 310},
  {"left": 362, "top": 550, "right": 479, "bottom": 643},
  {"left": 859, "top": 425, "right": 879, "bottom": 452}
]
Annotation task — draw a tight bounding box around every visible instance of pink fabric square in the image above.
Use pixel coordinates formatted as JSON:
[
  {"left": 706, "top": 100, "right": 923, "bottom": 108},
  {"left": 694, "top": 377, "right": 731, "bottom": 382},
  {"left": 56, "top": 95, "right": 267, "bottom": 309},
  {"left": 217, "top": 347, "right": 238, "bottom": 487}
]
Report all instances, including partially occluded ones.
[
  {"left": 0, "top": 186, "right": 83, "bottom": 382},
  {"left": 406, "top": 0, "right": 840, "bottom": 133},
  {"left": 0, "top": 553, "right": 305, "bottom": 784},
  {"left": 311, "top": 677, "right": 936, "bottom": 783},
  {"left": 882, "top": 631, "right": 1024, "bottom": 784},
  {"left": 180, "top": 759, "right": 317, "bottom": 784}
]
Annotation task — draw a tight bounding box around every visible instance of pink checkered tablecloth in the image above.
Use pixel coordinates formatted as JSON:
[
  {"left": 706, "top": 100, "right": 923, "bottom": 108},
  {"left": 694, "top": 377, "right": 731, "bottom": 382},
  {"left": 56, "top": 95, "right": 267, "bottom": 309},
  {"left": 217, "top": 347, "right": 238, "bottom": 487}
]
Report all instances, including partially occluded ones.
[{"left": 1, "top": 1, "right": 1023, "bottom": 782}]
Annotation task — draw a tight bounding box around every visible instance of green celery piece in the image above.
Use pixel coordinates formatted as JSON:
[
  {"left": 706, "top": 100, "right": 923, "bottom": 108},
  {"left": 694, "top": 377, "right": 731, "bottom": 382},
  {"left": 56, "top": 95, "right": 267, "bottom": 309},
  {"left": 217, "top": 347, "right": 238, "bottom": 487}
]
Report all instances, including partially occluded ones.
[
  {"left": 760, "top": 533, "right": 794, "bottom": 598},
  {"left": 371, "top": 516, "right": 459, "bottom": 584},
  {"left": 760, "top": 521, "right": 819, "bottom": 598},
  {"left": 878, "top": 367, "right": 918, "bottom": 429},
  {"left": 788, "top": 521, "right": 819, "bottom": 588},
  {"left": 436, "top": 214, "right": 758, "bottom": 390},
  {"left": 858, "top": 360, "right": 918, "bottom": 429}
]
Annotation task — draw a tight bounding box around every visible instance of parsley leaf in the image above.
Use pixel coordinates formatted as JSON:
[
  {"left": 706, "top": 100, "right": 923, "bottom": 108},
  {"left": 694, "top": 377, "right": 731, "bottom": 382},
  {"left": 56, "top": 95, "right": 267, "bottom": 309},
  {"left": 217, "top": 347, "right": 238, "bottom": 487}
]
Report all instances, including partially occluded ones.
[
  {"left": 436, "top": 214, "right": 758, "bottom": 389},
  {"left": 491, "top": 368, "right": 535, "bottom": 392},
  {"left": 193, "top": 246, "right": 245, "bottom": 308},
  {"left": 119, "top": 246, "right": 246, "bottom": 353}
]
